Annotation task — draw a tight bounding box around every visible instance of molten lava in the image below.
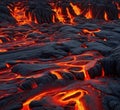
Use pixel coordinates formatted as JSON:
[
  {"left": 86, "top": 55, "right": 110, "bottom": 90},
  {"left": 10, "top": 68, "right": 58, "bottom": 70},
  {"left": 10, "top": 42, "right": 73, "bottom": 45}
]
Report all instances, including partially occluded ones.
[
  {"left": 22, "top": 92, "right": 48, "bottom": 110},
  {"left": 53, "top": 89, "right": 88, "bottom": 110},
  {"left": 8, "top": 2, "right": 38, "bottom": 25},
  {"left": 52, "top": 7, "right": 65, "bottom": 23},
  {"left": 50, "top": 51, "right": 104, "bottom": 80},
  {"left": 104, "top": 12, "right": 109, "bottom": 21},
  {"left": 82, "top": 29, "right": 101, "bottom": 37},
  {"left": 70, "top": 3, "right": 81, "bottom": 16},
  {"left": 7, "top": 1, "right": 120, "bottom": 24},
  {"left": 0, "top": 1, "right": 118, "bottom": 110},
  {"left": 85, "top": 8, "right": 92, "bottom": 19}
]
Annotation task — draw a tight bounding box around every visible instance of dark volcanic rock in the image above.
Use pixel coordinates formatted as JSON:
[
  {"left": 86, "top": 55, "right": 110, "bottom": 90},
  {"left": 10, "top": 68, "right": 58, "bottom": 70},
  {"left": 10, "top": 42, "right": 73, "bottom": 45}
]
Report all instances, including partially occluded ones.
[
  {"left": 0, "top": 1, "right": 120, "bottom": 110},
  {"left": 20, "top": 78, "right": 37, "bottom": 90},
  {"left": 26, "top": 0, "right": 54, "bottom": 24},
  {"left": 95, "top": 30, "right": 120, "bottom": 41},
  {"left": 88, "top": 64, "right": 102, "bottom": 79},
  {"left": 86, "top": 42, "right": 112, "bottom": 55},
  {"left": 12, "top": 63, "right": 57, "bottom": 76},
  {"left": 35, "top": 74, "right": 57, "bottom": 85},
  {"left": 79, "top": 23, "right": 100, "bottom": 30},
  {"left": 3, "top": 102, "right": 22, "bottom": 110},
  {"left": 100, "top": 45, "right": 120, "bottom": 76},
  {"left": 0, "top": 4, "right": 16, "bottom": 24}
]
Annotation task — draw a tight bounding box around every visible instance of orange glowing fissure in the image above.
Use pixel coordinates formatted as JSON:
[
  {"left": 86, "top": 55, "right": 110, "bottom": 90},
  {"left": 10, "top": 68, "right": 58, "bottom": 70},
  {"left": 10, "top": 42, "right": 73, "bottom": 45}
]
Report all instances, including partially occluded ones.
[
  {"left": 20, "top": 52, "right": 104, "bottom": 110},
  {"left": 50, "top": 51, "right": 104, "bottom": 80}
]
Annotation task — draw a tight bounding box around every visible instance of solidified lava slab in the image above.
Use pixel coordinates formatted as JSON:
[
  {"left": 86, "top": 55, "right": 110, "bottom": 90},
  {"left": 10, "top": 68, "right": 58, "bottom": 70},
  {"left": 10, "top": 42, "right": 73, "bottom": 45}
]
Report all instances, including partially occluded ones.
[{"left": 0, "top": 1, "right": 120, "bottom": 110}]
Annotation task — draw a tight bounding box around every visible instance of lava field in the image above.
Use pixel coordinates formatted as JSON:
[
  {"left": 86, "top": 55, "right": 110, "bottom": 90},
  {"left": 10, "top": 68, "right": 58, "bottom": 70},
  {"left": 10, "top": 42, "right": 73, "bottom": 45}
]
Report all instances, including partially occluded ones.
[{"left": 0, "top": 0, "right": 120, "bottom": 110}]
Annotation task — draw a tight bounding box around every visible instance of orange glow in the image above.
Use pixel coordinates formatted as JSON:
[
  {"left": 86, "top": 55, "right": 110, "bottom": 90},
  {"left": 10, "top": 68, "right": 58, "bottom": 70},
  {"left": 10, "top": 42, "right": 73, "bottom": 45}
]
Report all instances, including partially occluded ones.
[
  {"left": 51, "top": 2, "right": 117, "bottom": 23},
  {"left": 82, "top": 29, "right": 101, "bottom": 36},
  {"left": 70, "top": 3, "right": 81, "bottom": 15},
  {"left": 50, "top": 70, "right": 63, "bottom": 79},
  {"left": 66, "top": 7, "right": 74, "bottom": 24},
  {"left": 8, "top": 2, "right": 38, "bottom": 25},
  {"left": 85, "top": 8, "right": 92, "bottom": 19},
  {"left": 52, "top": 15, "right": 56, "bottom": 23},
  {"left": 53, "top": 7, "right": 65, "bottom": 23},
  {"left": 115, "top": 2, "right": 120, "bottom": 18},
  {"left": 22, "top": 92, "right": 48, "bottom": 110},
  {"left": 102, "top": 68, "right": 105, "bottom": 77},
  {"left": 51, "top": 2, "right": 81, "bottom": 24},
  {"left": 22, "top": 88, "right": 88, "bottom": 110},
  {"left": 6, "top": 63, "right": 11, "bottom": 68},
  {"left": 118, "top": 13, "right": 120, "bottom": 19},
  {"left": 104, "top": 12, "right": 109, "bottom": 21},
  {"left": 115, "top": 2, "right": 120, "bottom": 10},
  {"left": 0, "top": 39, "right": 3, "bottom": 43},
  {"left": 0, "top": 49, "right": 7, "bottom": 52},
  {"left": 53, "top": 89, "right": 88, "bottom": 110},
  {"left": 52, "top": 51, "right": 103, "bottom": 80}
]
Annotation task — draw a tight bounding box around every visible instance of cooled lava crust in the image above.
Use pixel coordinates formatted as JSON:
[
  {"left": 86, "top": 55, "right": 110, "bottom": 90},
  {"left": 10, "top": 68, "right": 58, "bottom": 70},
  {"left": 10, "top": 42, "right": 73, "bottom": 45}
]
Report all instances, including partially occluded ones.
[{"left": 0, "top": 0, "right": 120, "bottom": 110}]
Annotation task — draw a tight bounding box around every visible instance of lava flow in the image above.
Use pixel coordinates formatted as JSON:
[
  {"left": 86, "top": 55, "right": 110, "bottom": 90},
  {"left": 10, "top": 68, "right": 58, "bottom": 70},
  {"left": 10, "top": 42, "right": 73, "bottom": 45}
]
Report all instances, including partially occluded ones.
[
  {"left": 53, "top": 89, "right": 88, "bottom": 110},
  {"left": 7, "top": 1, "right": 120, "bottom": 24},
  {"left": 8, "top": 2, "right": 38, "bottom": 25},
  {"left": 1, "top": 1, "right": 120, "bottom": 110},
  {"left": 51, "top": 51, "right": 104, "bottom": 80},
  {"left": 21, "top": 88, "right": 88, "bottom": 110}
]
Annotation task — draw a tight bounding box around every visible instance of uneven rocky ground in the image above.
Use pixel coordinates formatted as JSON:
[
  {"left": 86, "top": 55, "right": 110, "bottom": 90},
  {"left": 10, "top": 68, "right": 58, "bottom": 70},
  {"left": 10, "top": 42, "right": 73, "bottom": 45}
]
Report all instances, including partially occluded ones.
[
  {"left": 0, "top": 18, "right": 120, "bottom": 110},
  {"left": 0, "top": 1, "right": 120, "bottom": 110}
]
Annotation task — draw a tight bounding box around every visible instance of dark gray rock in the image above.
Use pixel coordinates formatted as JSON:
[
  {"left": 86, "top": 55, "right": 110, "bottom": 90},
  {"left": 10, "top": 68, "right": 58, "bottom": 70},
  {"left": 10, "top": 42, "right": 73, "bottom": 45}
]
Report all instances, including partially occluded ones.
[
  {"left": 95, "top": 30, "right": 120, "bottom": 41},
  {"left": 12, "top": 63, "right": 56, "bottom": 76},
  {"left": 59, "top": 26, "right": 80, "bottom": 33},
  {"left": 86, "top": 42, "right": 112, "bottom": 55}
]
